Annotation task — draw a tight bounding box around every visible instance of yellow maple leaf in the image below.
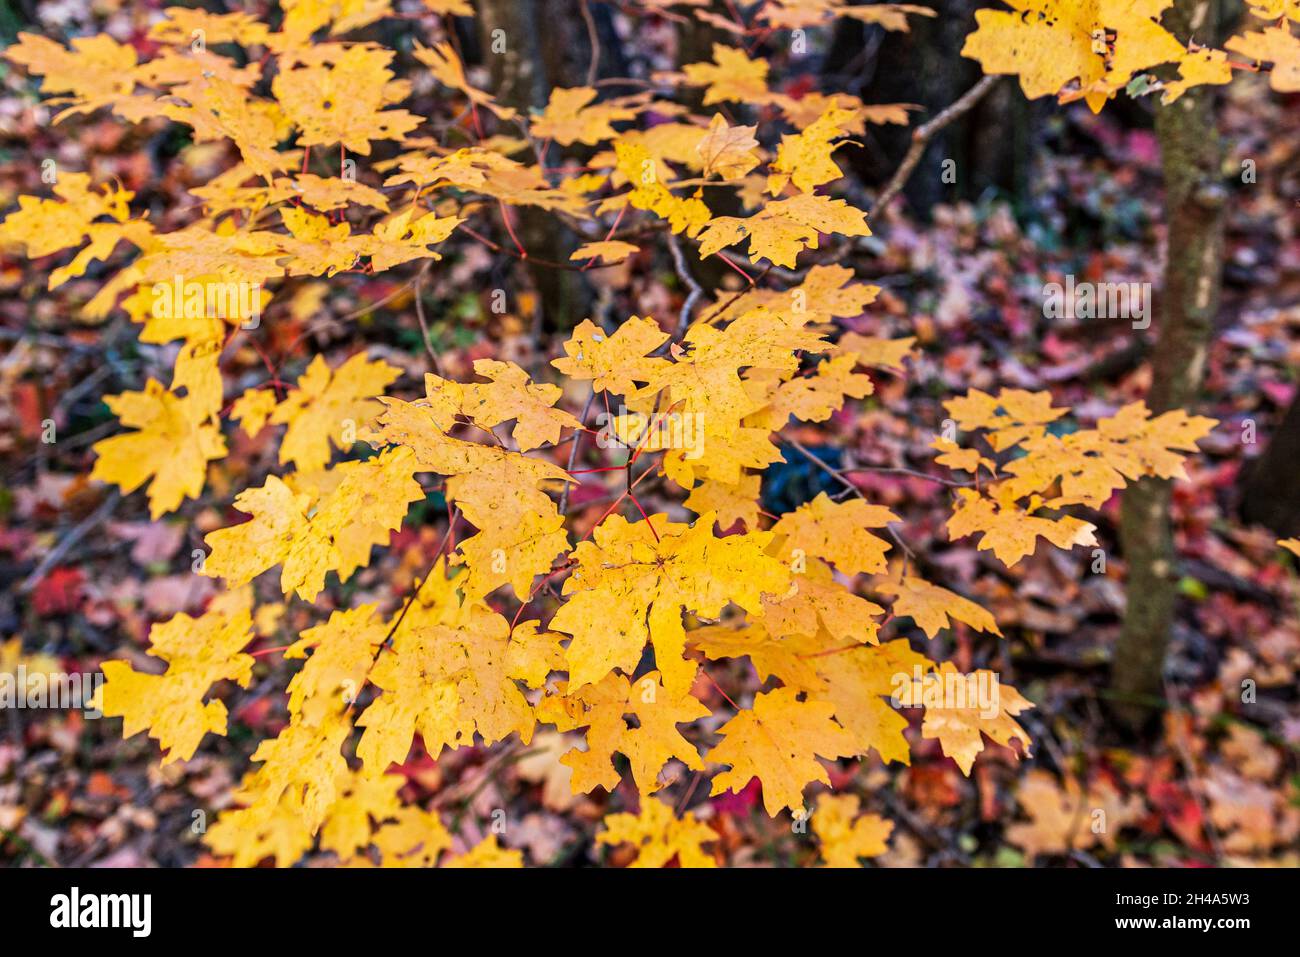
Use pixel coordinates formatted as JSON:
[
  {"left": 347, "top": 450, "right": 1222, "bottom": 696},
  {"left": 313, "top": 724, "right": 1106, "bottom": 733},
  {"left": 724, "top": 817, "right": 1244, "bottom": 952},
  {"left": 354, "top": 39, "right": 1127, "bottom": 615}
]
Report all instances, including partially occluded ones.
[
  {"left": 570, "top": 239, "right": 640, "bottom": 264},
  {"left": 414, "top": 41, "right": 517, "bottom": 120},
  {"left": 372, "top": 806, "right": 453, "bottom": 867},
  {"left": 204, "top": 786, "right": 317, "bottom": 867},
  {"left": 451, "top": 505, "right": 570, "bottom": 603},
  {"left": 149, "top": 7, "right": 271, "bottom": 46},
  {"left": 683, "top": 473, "right": 763, "bottom": 530},
  {"left": 5, "top": 32, "right": 138, "bottom": 120},
  {"left": 703, "top": 264, "right": 880, "bottom": 327},
  {"left": 767, "top": 103, "right": 859, "bottom": 195},
  {"left": 697, "top": 192, "right": 870, "bottom": 268},
  {"left": 690, "top": 619, "right": 827, "bottom": 692},
  {"left": 707, "top": 686, "right": 860, "bottom": 816},
  {"left": 235, "top": 710, "right": 353, "bottom": 831},
  {"left": 443, "top": 834, "right": 524, "bottom": 868},
  {"left": 812, "top": 792, "right": 893, "bottom": 866},
  {"left": 900, "top": 662, "right": 1033, "bottom": 774},
  {"left": 833, "top": 332, "right": 915, "bottom": 371},
  {"left": 1226, "top": 26, "right": 1300, "bottom": 93},
  {"left": 633, "top": 306, "right": 827, "bottom": 440},
  {"left": 696, "top": 113, "right": 761, "bottom": 181},
  {"left": 749, "top": 354, "right": 875, "bottom": 430},
  {"left": 812, "top": 638, "right": 930, "bottom": 765},
  {"left": 597, "top": 796, "right": 717, "bottom": 868},
  {"left": 319, "top": 770, "right": 405, "bottom": 859},
  {"left": 760, "top": 556, "right": 886, "bottom": 644},
  {"left": 540, "top": 671, "right": 708, "bottom": 795},
  {"left": 271, "top": 352, "right": 402, "bottom": 472},
  {"left": 948, "top": 486, "right": 1098, "bottom": 567},
  {"left": 681, "top": 44, "right": 773, "bottom": 105},
  {"left": 365, "top": 396, "right": 575, "bottom": 543},
  {"left": 203, "top": 447, "right": 423, "bottom": 600},
  {"left": 97, "top": 588, "right": 255, "bottom": 764},
  {"left": 0, "top": 172, "right": 133, "bottom": 260},
  {"left": 661, "top": 425, "right": 782, "bottom": 487},
  {"left": 1244, "top": 0, "right": 1300, "bottom": 21},
  {"left": 878, "top": 566, "right": 998, "bottom": 634},
  {"left": 273, "top": 43, "right": 422, "bottom": 154},
  {"left": 91, "top": 343, "right": 226, "bottom": 519},
  {"left": 356, "top": 604, "right": 562, "bottom": 771},
  {"left": 1001, "top": 402, "right": 1217, "bottom": 508},
  {"left": 551, "top": 317, "right": 670, "bottom": 396},
  {"left": 458, "top": 358, "right": 583, "bottom": 451},
  {"left": 963, "top": 1, "right": 1204, "bottom": 111},
  {"left": 932, "top": 437, "right": 996, "bottom": 476},
  {"left": 553, "top": 513, "right": 789, "bottom": 696},
  {"left": 285, "top": 605, "right": 387, "bottom": 726},
  {"left": 772, "top": 492, "right": 898, "bottom": 577},
  {"left": 877, "top": 572, "right": 1002, "bottom": 638},
  {"left": 944, "top": 387, "right": 1068, "bottom": 452},
  {"left": 1163, "top": 46, "right": 1234, "bottom": 101},
  {"left": 230, "top": 387, "right": 279, "bottom": 437},
  {"left": 531, "top": 87, "right": 639, "bottom": 146},
  {"left": 613, "top": 141, "right": 712, "bottom": 237},
  {"left": 273, "top": 173, "right": 391, "bottom": 212}
]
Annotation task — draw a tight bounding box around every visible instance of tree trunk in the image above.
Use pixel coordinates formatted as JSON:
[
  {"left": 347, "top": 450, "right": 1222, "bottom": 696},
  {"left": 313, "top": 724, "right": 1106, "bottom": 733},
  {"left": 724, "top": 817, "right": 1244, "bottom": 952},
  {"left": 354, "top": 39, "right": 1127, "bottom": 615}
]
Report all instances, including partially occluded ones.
[
  {"left": 1111, "top": 0, "right": 1227, "bottom": 731},
  {"left": 475, "top": 0, "right": 587, "bottom": 334},
  {"left": 1239, "top": 391, "right": 1300, "bottom": 537},
  {"left": 824, "top": 0, "right": 1028, "bottom": 214}
]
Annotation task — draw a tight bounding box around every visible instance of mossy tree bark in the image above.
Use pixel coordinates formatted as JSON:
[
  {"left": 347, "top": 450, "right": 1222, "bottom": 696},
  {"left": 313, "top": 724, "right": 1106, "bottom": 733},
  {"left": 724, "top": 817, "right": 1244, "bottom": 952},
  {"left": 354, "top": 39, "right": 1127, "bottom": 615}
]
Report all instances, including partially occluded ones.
[{"left": 1111, "top": 0, "right": 1226, "bottom": 730}]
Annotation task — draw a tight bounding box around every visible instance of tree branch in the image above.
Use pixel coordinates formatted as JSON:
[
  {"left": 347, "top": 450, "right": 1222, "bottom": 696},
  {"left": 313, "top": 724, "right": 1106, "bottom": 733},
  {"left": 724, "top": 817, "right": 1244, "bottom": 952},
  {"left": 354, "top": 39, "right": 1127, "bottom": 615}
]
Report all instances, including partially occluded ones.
[{"left": 871, "top": 75, "right": 1000, "bottom": 216}]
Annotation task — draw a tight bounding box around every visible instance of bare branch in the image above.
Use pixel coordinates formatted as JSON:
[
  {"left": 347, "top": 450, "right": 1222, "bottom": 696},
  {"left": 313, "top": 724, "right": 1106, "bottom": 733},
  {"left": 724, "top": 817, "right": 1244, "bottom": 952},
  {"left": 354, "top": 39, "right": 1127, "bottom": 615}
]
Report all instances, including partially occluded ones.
[{"left": 871, "top": 75, "right": 1000, "bottom": 217}]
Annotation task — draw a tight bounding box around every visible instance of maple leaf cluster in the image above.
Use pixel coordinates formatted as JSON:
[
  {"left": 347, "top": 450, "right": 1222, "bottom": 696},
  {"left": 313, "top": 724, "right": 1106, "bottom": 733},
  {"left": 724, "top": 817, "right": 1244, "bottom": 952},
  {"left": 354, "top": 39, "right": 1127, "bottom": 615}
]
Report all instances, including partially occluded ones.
[
  {"left": 963, "top": 0, "right": 1300, "bottom": 110},
  {"left": 0, "top": 0, "right": 1226, "bottom": 867}
]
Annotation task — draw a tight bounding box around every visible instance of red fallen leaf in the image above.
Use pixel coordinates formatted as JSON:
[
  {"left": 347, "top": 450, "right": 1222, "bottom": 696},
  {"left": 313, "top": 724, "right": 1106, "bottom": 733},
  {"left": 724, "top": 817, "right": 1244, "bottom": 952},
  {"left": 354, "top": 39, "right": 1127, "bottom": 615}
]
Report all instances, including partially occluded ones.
[
  {"left": 1040, "top": 332, "right": 1072, "bottom": 363},
  {"left": 1261, "top": 380, "right": 1295, "bottom": 408},
  {"left": 233, "top": 696, "right": 274, "bottom": 730},
  {"left": 388, "top": 527, "right": 422, "bottom": 553},
  {"left": 13, "top": 381, "right": 46, "bottom": 440},
  {"left": 781, "top": 73, "right": 816, "bottom": 100},
  {"left": 192, "top": 854, "right": 233, "bottom": 868},
  {"left": 1126, "top": 129, "right": 1160, "bottom": 167},
  {"left": 393, "top": 747, "right": 444, "bottom": 793},
  {"left": 710, "top": 777, "right": 761, "bottom": 816},
  {"left": 905, "top": 762, "right": 964, "bottom": 809},
  {"left": 1146, "top": 778, "right": 1206, "bottom": 851},
  {"left": 31, "top": 567, "right": 84, "bottom": 616},
  {"left": 87, "top": 771, "right": 125, "bottom": 798}
]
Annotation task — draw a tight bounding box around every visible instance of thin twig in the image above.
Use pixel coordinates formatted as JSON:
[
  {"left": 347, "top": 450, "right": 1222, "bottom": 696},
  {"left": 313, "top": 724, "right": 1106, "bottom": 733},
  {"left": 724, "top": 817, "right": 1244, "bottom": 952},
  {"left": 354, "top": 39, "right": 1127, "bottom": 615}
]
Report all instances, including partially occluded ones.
[
  {"left": 665, "top": 232, "right": 704, "bottom": 338},
  {"left": 20, "top": 490, "right": 122, "bottom": 592},
  {"left": 560, "top": 389, "right": 596, "bottom": 516},
  {"left": 841, "top": 463, "right": 972, "bottom": 488},
  {"left": 580, "top": 0, "right": 601, "bottom": 87},
  {"left": 871, "top": 75, "right": 1000, "bottom": 216},
  {"left": 412, "top": 263, "right": 442, "bottom": 376}
]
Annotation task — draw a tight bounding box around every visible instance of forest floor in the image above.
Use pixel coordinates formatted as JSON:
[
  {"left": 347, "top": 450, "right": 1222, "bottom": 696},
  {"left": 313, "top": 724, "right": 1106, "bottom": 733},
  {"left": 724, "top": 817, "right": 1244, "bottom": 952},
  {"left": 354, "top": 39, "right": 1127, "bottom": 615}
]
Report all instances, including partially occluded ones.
[{"left": 1, "top": 37, "right": 1298, "bottom": 867}]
